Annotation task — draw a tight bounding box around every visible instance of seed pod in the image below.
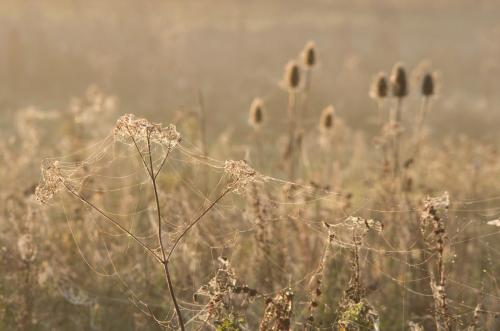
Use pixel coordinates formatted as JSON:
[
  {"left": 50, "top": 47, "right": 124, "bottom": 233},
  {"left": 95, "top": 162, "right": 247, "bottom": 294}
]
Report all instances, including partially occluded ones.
[
  {"left": 249, "top": 97, "right": 264, "bottom": 129},
  {"left": 369, "top": 72, "right": 388, "bottom": 100},
  {"left": 319, "top": 105, "right": 335, "bottom": 132},
  {"left": 421, "top": 72, "right": 434, "bottom": 97},
  {"left": 284, "top": 60, "right": 301, "bottom": 90},
  {"left": 390, "top": 63, "right": 408, "bottom": 98},
  {"left": 302, "top": 41, "right": 317, "bottom": 68}
]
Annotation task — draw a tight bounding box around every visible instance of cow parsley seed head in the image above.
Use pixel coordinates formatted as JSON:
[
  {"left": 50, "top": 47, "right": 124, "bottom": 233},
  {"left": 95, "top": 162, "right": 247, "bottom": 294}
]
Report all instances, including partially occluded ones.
[
  {"left": 35, "top": 160, "right": 64, "bottom": 204},
  {"left": 114, "top": 114, "right": 181, "bottom": 149},
  {"left": 224, "top": 160, "right": 260, "bottom": 191}
]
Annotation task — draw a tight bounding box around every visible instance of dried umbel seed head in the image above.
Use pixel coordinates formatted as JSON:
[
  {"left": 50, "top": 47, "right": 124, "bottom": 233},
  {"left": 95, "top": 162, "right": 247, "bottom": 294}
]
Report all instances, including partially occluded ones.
[
  {"left": 114, "top": 114, "right": 181, "bottom": 149},
  {"left": 283, "top": 60, "right": 301, "bottom": 90},
  {"left": 249, "top": 97, "right": 265, "bottom": 129},
  {"left": 319, "top": 105, "right": 335, "bottom": 132},
  {"left": 390, "top": 63, "right": 408, "bottom": 98},
  {"left": 302, "top": 41, "right": 317, "bottom": 68},
  {"left": 35, "top": 160, "right": 64, "bottom": 204},
  {"left": 224, "top": 160, "right": 261, "bottom": 191},
  {"left": 369, "top": 72, "right": 388, "bottom": 100},
  {"left": 421, "top": 72, "right": 435, "bottom": 97}
]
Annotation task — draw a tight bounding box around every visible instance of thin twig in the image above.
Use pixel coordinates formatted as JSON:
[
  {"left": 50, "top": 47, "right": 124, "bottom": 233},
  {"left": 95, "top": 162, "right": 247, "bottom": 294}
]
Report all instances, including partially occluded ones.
[
  {"left": 62, "top": 181, "right": 162, "bottom": 263},
  {"left": 166, "top": 186, "right": 233, "bottom": 263}
]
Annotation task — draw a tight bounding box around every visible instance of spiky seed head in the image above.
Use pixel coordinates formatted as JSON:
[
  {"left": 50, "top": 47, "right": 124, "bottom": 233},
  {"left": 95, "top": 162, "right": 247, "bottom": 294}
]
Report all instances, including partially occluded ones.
[
  {"left": 319, "top": 105, "right": 335, "bottom": 132},
  {"left": 249, "top": 97, "right": 264, "bottom": 129},
  {"left": 421, "top": 72, "right": 434, "bottom": 97},
  {"left": 390, "top": 63, "right": 408, "bottom": 98},
  {"left": 302, "top": 41, "right": 317, "bottom": 68},
  {"left": 370, "top": 72, "right": 388, "bottom": 100},
  {"left": 284, "top": 60, "right": 301, "bottom": 90}
]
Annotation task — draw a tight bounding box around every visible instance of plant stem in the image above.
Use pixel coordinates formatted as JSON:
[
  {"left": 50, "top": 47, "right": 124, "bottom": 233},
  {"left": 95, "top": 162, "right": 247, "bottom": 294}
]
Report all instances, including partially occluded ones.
[
  {"left": 287, "top": 91, "right": 297, "bottom": 181},
  {"left": 392, "top": 97, "right": 403, "bottom": 175},
  {"left": 413, "top": 96, "right": 429, "bottom": 160},
  {"left": 62, "top": 181, "right": 162, "bottom": 263},
  {"left": 146, "top": 134, "right": 185, "bottom": 331}
]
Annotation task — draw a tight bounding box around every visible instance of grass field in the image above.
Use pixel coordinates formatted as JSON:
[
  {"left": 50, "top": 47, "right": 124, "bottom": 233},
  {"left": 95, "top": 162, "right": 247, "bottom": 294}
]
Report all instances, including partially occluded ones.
[{"left": 1, "top": 1, "right": 499, "bottom": 330}]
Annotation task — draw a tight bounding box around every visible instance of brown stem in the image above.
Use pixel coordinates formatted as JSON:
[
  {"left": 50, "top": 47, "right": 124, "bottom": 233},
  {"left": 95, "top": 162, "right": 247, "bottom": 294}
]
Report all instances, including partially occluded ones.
[
  {"left": 392, "top": 97, "right": 403, "bottom": 175},
  {"left": 145, "top": 134, "right": 185, "bottom": 331},
  {"left": 287, "top": 91, "right": 297, "bottom": 181},
  {"left": 62, "top": 181, "right": 162, "bottom": 263},
  {"left": 301, "top": 68, "right": 312, "bottom": 120},
  {"left": 413, "top": 96, "right": 429, "bottom": 160}
]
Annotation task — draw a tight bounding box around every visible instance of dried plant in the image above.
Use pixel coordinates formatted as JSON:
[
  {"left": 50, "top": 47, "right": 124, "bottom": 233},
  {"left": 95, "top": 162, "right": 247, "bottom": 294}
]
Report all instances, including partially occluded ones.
[
  {"left": 259, "top": 289, "right": 294, "bottom": 331},
  {"left": 390, "top": 63, "right": 409, "bottom": 100},
  {"left": 282, "top": 60, "right": 301, "bottom": 180},
  {"left": 2, "top": 34, "right": 499, "bottom": 331},
  {"left": 319, "top": 105, "right": 335, "bottom": 133},
  {"left": 370, "top": 72, "right": 389, "bottom": 101},
  {"left": 249, "top": 97, "right": 265, "bottom": 130},
  {"left": 195, "top": 257, "right": 257, "bottom": 328},
  {"left": 419, "top": 192, "right": 451, "bottom": 331}
]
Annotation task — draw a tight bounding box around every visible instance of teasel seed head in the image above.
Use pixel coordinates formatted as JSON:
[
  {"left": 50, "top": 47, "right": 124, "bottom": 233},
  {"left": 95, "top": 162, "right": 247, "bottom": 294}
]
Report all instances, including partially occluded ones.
[
  {"left": 390, "top": 63, "right": 409, "bottom": 98},
  {"left": 319, "top": 105, "right": 335, "bottom": 132},
  {"left": 302, "top": 41, "right": 317, "bottom": 68},
  {"left": 369, "top": 72, "right": 388, "bottom": 100},
  {"left": 421, "top": 72, "right": 435, "bottom": 97},
  {"left": 283, "top": 60, "right": 301, "bottom": 91},
  {"left": 249, "top": 97, "right": 264, "bottom": 129}
]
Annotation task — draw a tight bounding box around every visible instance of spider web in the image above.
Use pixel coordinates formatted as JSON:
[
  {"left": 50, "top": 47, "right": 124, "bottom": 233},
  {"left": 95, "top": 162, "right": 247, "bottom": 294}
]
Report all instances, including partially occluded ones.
[{"left": 36, "top": 114, "right": 500, "bottom": 330}]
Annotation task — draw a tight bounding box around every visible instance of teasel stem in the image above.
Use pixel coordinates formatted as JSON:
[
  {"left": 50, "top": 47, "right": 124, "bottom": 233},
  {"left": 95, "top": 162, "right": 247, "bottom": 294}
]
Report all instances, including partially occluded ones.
[
  {"left": 377, "top": 99, "right": 388, "bottom": 126},
  {"left": 287, "top": 90, "right": 297, "bottom": 181},
  {"left": 252, "top": 128, "right": 264, "bottom": 168},
  {"left": 369, "top": 72, "right": 389, "bottom": 126},
  {"left": 198, "top": 89, "right": 209, "bottom": 195},
  {"left": 249, "top": 97, "right": 265, "bottom": 166},
  {"left": 301, "top": 68, "right": 312, "bottom": 122},
  {"left": 300, "top": 41, "right": 316, "bottom": 122},
  {"left": 392, "top": 97, "right": 403, "bottom": 175},
  {"left": 413, "top": 96, "right": 430, "bottom": 160}
]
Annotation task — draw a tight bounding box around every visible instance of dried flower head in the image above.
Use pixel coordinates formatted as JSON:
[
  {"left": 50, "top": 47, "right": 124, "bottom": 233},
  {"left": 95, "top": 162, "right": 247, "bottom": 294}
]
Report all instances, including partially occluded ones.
[
  {"left": 35, "top": 160, "right": 65, "bottom": 204},
  {"left": 346, "top": 216, "right": 384, "bottom": 233},
  {"left": 390, "top": 63, "right": 408, "bottom": 98},
  {"left": 114, "top": 114, "right": 181, "bottom": 149},
  {"left": 319, "top": 105, "right": 335, "bottom": 132},
  {"left": 301, "top": 41, "right": 317, "bottom": 68},
  {"left": 195, "top": 257, "right": 257, "bottom": 324},
  {"left": 421, "top": 72, "right": 435, "bottom": 97},
  {"left": 248, "top": 97, "right": 264, "bottom": 129},
  {"left": 420, "top": 192, "right": 449, "bottom": 253},
  {"left": 369, "top": 72, "right": 388, "bottom": 100},
  {"left": 259, "top": 289, "right": 294, "bottom": 330},
  {"left": 426, "top": 191, "right": 450, "bottom": 210},
  {"left": 283, "top": 60, "right": 301, "bottom": 90},
  {"left": 224, "top": 160, "right": 260, "bottom": 191}
]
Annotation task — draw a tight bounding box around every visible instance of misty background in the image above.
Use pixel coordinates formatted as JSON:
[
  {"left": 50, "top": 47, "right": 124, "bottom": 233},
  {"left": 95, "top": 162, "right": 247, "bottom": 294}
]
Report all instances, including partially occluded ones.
[{"left": 1, "top": 0, "right": 499, "bottom": 141}]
